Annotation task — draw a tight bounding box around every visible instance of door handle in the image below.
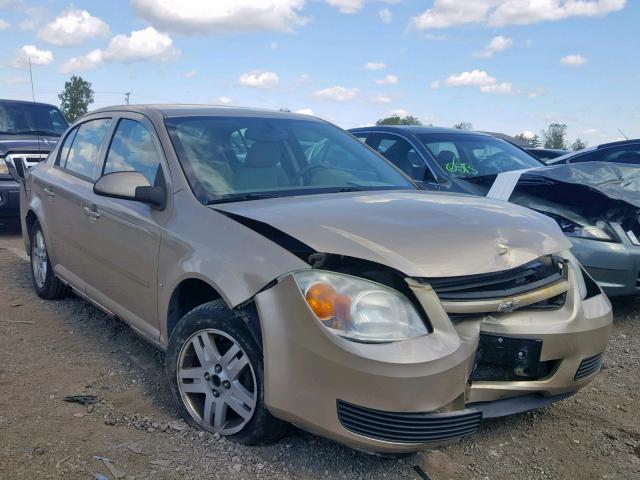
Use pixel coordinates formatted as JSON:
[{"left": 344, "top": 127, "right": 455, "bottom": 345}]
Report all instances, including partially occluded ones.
[
  {"left": 43, "top": 186, "right": 55, "bottom": 198},
  {"left": 83, "top": 205, "right": 101, "bottom": 220}
]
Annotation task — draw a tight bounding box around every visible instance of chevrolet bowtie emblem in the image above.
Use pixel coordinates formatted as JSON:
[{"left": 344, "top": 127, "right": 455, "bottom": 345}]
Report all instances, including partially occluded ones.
[{"left": 497, "top": 299, "right": 520, "bottom": 313}]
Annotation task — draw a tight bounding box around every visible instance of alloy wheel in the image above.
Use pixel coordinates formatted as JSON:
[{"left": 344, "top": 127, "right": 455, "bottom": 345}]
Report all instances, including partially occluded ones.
[
  {"left": 176, "top": 328, "right": 257, "bottom": 435},
  {"left": 31, "top": 230, "right": 48, "bottom": 289}
]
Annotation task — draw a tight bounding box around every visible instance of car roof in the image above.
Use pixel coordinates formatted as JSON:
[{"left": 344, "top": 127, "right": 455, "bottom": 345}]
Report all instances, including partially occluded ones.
[
  {"left": 349, "top": 125, "right": 492, "bottom": 136},
  {"left": 0, "top": 98, "right": 61, "bottom": 109},
  {"left": 548, "top": 138, "right": 640, "bottom": 163},
  {"left": 88, "top": 104, "right": 320, "bottom": 121}
]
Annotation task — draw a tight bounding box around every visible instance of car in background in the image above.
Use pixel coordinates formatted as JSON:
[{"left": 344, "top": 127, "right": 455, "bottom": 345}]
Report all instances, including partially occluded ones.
[
  {"left": 547, "top": 139, "right": 640, "bottom": 165},
  {"left": 13, "top": 105, "right": 612, "bottom": 454},
  {"left": 0, "top": 99, "right": 68, "bottom": 227},
  {"left": 349, "top": 126, "right": 640, "bottom": 296},
  {"left": 526, "top": 148, "right": 569, "bottom": 162}
]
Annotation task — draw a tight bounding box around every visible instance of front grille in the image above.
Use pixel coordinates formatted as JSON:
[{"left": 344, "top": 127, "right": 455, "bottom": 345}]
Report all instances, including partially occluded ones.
[
  {"left": 574, "top": 353, "right": 604, "bottom": 380},
  {"left": 416, "top": 255, "right": 565, "bottom": 301},
  {"left": 6, "top": 152, "right": 49, "bottom": 169},
  {"left": 336, "top": 400, "right": 482, "bottom": 444}
]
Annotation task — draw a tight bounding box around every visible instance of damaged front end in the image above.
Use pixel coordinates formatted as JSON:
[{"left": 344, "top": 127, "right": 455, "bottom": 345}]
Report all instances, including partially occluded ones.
[{"left": 490, "top": 162, "right": 640, "bottom": 296}]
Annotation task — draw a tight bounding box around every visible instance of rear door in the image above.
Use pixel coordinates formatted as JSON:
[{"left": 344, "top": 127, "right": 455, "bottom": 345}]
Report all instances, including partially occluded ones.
[
  {"left": 78, "top": 114, "right": 170, "bottom": 340},
  {"left": 43, "top": 117, "right": 113, "bottom": 290}
]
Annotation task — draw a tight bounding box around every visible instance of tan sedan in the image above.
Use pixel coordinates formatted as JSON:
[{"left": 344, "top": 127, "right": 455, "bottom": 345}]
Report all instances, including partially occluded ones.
[{"left": 15, "top": 105, "right": 612, "bottom": 453}]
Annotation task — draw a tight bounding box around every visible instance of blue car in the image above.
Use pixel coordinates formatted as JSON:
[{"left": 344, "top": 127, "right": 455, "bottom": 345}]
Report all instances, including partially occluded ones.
[{"left": 349, "top": 126, "right": 640, "bottom": 297}]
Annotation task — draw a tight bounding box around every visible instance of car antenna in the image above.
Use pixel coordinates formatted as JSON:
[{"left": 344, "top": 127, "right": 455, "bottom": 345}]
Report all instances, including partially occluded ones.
[
  {"left": 617, "top": 129, "right": 629, "bottom": 140},
  {"left": 29, "top": 57, "right": 43, "bottom": 157},
  {"left": 28, "top": 57, "right": 36, "bottom": 102}
]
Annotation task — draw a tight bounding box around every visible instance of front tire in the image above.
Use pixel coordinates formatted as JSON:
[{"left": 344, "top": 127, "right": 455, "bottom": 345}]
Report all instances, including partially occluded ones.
[
  {"left": 166, "top": 300, "right": 289, "bottom": 445},
  {"left": 30, "top": 220, "right": 68, "bottom": 300}
]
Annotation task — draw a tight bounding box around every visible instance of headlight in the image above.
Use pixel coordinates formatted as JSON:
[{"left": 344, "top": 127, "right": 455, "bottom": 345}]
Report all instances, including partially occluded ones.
[
  {"left": 0, "top": 159, "right": 8, "bottom": 175},
  {"left": 560, "top": 250, "right": 588, "bottom": 299},
  {"left": 293, "top": 270, "right": 428, "bottom": 343},
  {"left": 550, "top": 213, "right": 618, "bottom": 242}
]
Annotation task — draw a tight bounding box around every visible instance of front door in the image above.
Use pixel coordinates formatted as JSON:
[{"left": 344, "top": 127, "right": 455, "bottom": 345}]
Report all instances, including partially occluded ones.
[{"left": 79, "top": 115, "right": 169, "bottom": 341}]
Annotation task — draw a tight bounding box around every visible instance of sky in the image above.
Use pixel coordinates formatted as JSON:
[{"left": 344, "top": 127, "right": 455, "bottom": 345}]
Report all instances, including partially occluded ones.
[{"left": 0, "top": 0, "right": 638, "bottom": 146}]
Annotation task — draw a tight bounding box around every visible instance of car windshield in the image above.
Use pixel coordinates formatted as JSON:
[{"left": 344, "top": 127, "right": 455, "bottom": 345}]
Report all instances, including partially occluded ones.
[
  {"left": 165, "top": 116, "right": 416, "bottom": 204},
  {"left": 417, "top": 133, "right": 543, "bottom": 178},
  {"left": 0, "top": 103, "right": 68, "bottom": 136}
]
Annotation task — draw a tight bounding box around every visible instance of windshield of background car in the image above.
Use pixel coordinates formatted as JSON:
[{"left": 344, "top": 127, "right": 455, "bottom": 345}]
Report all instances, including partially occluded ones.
[
  {"left": 417, "top": 133, "right": 542, "bottom": 178},
  {"left": 165, "top": 116, "right": 416, "bottom": 203},
  {"left": 0, "top": 103, "right": 68, "bottom": 136}
]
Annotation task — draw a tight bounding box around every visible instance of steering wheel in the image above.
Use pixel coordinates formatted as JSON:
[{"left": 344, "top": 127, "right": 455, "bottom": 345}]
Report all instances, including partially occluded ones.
[
  {"left": 292, "top": 163, "right": 329, "bottom": 185},
  {"left": 487, "top": 152, "right": 515, "bottom": 171}
]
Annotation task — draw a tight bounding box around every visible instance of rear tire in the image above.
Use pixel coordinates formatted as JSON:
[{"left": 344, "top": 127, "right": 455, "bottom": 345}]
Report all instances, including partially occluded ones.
[
  {"left": 30, "top": 220, "right": 67, "bottom": 300},
  {"left": 166, "top": 299, "right": 289, "bottom": 445}
]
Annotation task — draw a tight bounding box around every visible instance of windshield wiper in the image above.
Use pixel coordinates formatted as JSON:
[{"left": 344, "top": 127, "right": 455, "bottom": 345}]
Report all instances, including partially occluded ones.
[
  {"left": 206, "top": 192, "right": 279, "bottom": 205},
  {"left": 13, "top": 129, "right": 61, "bottom": 136}
]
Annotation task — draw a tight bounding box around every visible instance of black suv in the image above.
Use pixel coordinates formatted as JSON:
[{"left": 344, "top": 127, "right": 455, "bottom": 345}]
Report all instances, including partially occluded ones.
[{"left": 0, "top": 99, "right": 68, "bottom": 227}]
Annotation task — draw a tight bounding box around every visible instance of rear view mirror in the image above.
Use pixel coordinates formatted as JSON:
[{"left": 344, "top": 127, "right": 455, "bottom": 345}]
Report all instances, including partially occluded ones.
[{"left": 94, "top": 171, "right": 166, "bottom": 209}]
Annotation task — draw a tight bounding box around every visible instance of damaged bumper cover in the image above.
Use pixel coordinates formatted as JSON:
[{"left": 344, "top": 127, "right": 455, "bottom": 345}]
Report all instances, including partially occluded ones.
[{"left": 254, "top": 259, "right": 612, "bottom": 453}]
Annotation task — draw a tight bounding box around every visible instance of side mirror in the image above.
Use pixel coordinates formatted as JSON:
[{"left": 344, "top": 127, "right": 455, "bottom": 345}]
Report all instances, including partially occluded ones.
[
  {"left": 94, "top": 171, "right": 166, "bottom": 209},
  {"left": 5, "top": 155, "right": 27, "bottom": 183}
]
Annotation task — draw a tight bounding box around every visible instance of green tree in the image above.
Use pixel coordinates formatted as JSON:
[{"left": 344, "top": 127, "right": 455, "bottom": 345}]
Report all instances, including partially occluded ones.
[
  {"left": 571, "top": 138, "right": 588, "bottom": 151},
  {"left": 453, "top": 121, "right": 473, "bottom": 130},
  {"left": 376, "top": 114, "right": 422, "bottom": 126},
  {"left": 58, "top": 76, "right": 94, "bottom": 123},
  {"left": 542, "top": 123, "right": 568, "bottom": 149},
  {"left": 514, "top": 132, "right": 542, "bottom": 147}
]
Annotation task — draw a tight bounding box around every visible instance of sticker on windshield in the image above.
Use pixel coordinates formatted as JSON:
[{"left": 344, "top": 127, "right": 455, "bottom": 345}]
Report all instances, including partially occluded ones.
[{"left": 445, "top": 158, "right": 478, "bottom": 176}]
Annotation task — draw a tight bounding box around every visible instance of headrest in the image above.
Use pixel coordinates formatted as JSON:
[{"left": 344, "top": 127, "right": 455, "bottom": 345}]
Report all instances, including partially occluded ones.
[
  {"left": 436, "top": 150, "right": 455, "bottom": 163},
  {"left": 245, "top": 141, "right": 283, "bottom": 168}
]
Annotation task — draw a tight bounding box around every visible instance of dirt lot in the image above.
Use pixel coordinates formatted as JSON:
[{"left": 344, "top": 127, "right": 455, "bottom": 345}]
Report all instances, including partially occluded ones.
[{"left": 1, "top": 231, "right": 639, "bottom": 480}]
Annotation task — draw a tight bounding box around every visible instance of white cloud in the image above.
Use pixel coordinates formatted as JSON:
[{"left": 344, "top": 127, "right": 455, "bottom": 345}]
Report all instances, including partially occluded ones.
[
  {"left": 326, "top": 0, "right": 364, "bottom": 14},
  {"left": 270, "top": 41, "right": 279, "bottom": 49},
  {"left": 38, "top": 9, "right": 109, "bottom": 47},
  {"left": 476, "top": 35, "right": 513, "bottom": 58},
  {"left": 58, "top": 27, "right": 179, "bottom": 73},
  {"left": 370, "top": 94, "right": 392, "bottom": 103},
  {"left": 445, "top": 70, "right": 496, "bottom": 87},
  {"left": 560, "top": 54, "right": 588, "bottom": 66},
  {"left": 312, "top": 86, "right": 359, "bottom": 101},
  {"left": 438, "top": 69, "right": 513, "bottom": 95},
  {"left": 379, "top": 8, "right": 392, "bottom": 23},
  {"left": 0, "top": 19, "right": 9, "bottom": 30},
  {"left": 411, "top": 0, "right": 626, "bottom": 29},
  {"left": 365, "top": 62, "right": 386, "bottom": 70},
  {"left": 1, "top": 76, "right": 29, "bottom": 85},
  {"left": 480, "top": 82, "right": 513, "bottom": 94},
  {"left": 131, "top": 0, "right": 307, "bottom": 34},
  {"left": 295, "top": 108, "right": 315, "bottom": 115},
  {"left": 238, "top": 70, "right": 280, "bottom": 89},
  {"left": 215, "top": 96, "right": 233, "bottom": 105},
  {"left": 518, "top": 130, "right": 536, "bottom": 140},
  {"left": 183, "top": 69, "right": 197, "bottom": 78},
  {"left": 12, "top": 45, "right": 53, "bottom": 68},
  {"left": 376, "top": 74, "right": 399, "bottom": 85},
  {"left": 59, "top": 49, "right": 104, "bottom": 74},
  {"left": 295, "top": 73, "right": 311, "bottom": 84},
  {"left": 103, "top": 27, "right": 180, "bottom": 63},
  {"left": 527, "top": 88, "right": 545, "bottom": 99}
]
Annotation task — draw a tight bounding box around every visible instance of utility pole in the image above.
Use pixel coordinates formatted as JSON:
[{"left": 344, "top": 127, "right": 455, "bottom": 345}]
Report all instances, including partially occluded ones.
[{"left": 125, "top": 92, "right": 131, "bottom": 105}]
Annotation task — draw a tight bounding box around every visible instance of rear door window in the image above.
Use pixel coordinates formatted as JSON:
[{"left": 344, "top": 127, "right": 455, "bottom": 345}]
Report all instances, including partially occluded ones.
[{"left": 62, "top": 118, "right": 112, "bottom": 181}]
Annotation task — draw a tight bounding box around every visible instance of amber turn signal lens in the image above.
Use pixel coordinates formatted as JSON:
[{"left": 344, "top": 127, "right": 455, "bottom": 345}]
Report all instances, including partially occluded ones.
[{"left": 305, "top": 283, "right": 338, "bottom": 320}]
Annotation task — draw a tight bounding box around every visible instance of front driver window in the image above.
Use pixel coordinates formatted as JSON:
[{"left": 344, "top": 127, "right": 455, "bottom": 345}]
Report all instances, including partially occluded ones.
[
  {"left": 103, "top": 119, "right": 162, "bottom": 185},
  {"left": 63, "top": 118, "right": 112, "bottom": 181}
]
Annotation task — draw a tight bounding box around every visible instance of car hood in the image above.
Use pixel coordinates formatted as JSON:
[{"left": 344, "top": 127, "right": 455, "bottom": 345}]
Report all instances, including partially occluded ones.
[
  {"left": 0, "top": 135, "right": 59, "bottom": 156},
  {"left": 213, "top": 190, "right": 569, "bottom": 278}
]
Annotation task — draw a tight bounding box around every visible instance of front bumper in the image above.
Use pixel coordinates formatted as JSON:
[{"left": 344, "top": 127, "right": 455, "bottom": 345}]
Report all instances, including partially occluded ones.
[
  {"left": 255, "top": 266, "right": 612, "bottom": 453},
  {"left": 570, "top": 231, "right": 640, "bottom": 297},
  {"left": 0, "top": 178, "right": 20, "bottom": 217}
]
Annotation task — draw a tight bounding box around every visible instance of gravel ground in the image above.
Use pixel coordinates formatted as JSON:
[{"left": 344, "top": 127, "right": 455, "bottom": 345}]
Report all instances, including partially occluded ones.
[{"left": 0, "top": 232, "right": 639, "bottom": 480}]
